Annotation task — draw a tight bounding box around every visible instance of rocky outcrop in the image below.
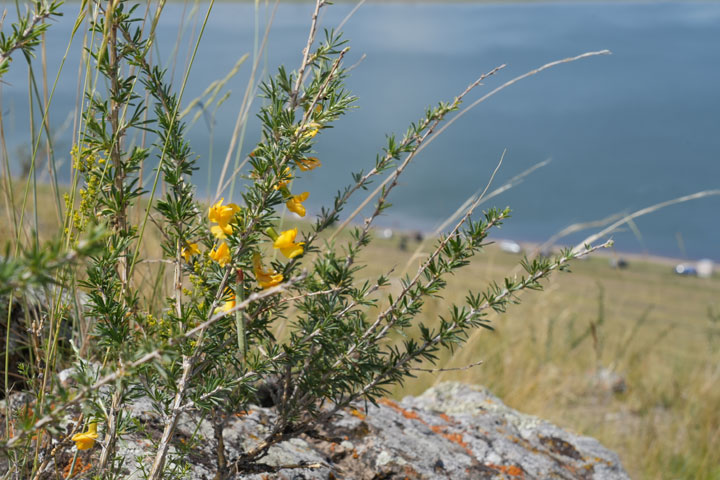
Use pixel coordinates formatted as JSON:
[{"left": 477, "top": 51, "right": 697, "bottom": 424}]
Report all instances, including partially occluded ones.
[{"left": 6, "top": 382, "right": 629, "bottom": 479}]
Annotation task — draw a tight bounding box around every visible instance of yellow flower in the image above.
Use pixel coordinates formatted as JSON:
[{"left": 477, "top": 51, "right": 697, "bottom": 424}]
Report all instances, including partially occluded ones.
[
  {"left": 253, "top": 254, "right": 284, "bottom": 289},
  {"left": 274, "top": 167, "right": 292, "bottom": 191},
  {"left": 273, "top": 228, "right": 305, "bottom": 259},
  {"left": 214, "top": 295, "right": 236, "bottom": 315},
  {"left": 72, "top": 422, "right": 98, "bottom": 450},
  {"left": 210, "top": 224, "right": 232, "bottom": 240},
  {"left": 305, "top": 102, "right": 323, "bottom": 115},
  {"left": 295, "top": 157, "right": 322, "bottom": 172},
  {"left": 208, "top": 198, "right": 240, "bottom": 237},
  {"left": 295, "top": 122, "right": 321, "bottom": 139},
  {"left": 209, "top": 242, "right": 231, "bottom": 267},
  {"left": 286, "top": 192, "right": 309, "bottom": 217},
  {"left": 181, "top": 243, "right": 201, "bottom": 262}
]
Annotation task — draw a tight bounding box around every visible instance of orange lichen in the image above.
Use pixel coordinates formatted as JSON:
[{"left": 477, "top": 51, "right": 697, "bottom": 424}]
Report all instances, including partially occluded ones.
[
  {"left": 486, "top": 463, "right": 525, "bottom": 478},
  {"left": 443, "top": 432, "right": 470, "bottom": 451},
  {"left": 438, "top": 413, "right": 453, "bottom": 423},
  {"left": 403, "top": 465, "right": 420, "bottom": 478},
  {"left": 402, "top": 409, "right": 422, "bottom": 421},
  {"left": 234, "top": 410, "right": 254, "bottom": 417},
  {"left": 429, "top": 424, "right": 473, "bottom": 455},
  {"left": 349, "top": 408, "right": 366, "bottom": 420},
  {"left": 380, "top": 398, "right": 425, "bottom": 423},
  {"left": 63, "top": 456, "right": 91, "bottom": 478},
  {"left": 379, "top": 398, "right": 401, "bottom": 409},
  {"left": 380, "top": 398, "right": 475, "bottom": 455}
]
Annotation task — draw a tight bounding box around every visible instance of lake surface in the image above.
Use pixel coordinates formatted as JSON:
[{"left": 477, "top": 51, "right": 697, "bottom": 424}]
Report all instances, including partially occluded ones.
[{"left": 2, "top": 1, "right": 719, "bottom": 260}]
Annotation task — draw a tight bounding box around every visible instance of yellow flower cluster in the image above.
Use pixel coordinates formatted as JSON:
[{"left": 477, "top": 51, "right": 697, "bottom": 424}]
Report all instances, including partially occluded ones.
[
  {"left": 205, "top": 112, "right": 327, "bottom": 288},
  {"left": 273, "top": 227, "right": 304, "bottom": 259},
  {"left": 181, "top": 243, "right": 201, "bottom": 262},
  {"left": 215, "top": 294, "right": 236, "bottom": 315},
  {"left": 209, "top": 242, "right": 230, "bottom": 267},
  {"left": 71, "top": 144, "right": 106, "bottom": 173},
  {"left": 295, "top": 156, "right": 321, "bottom": 172},
  {"left": 209, "top": 198, "right": 241, "bottom": 239},
  {"left": 287, "top": 192, "right": 309, "bottom": 217},
  {"left": 295, "top": 121, "right": 322, "bottom": 139},
  {"left": 205, "top": 198, "right": 241, "bottom": 271},
  {"left": 253, "top": 254, "right": 283, "bottom": 288},
  {"left": 272, "top": 168, "right": 310, "bottom": 219},
  {"left": 68, "top": 144, "right": 108, "bottom": 239}
]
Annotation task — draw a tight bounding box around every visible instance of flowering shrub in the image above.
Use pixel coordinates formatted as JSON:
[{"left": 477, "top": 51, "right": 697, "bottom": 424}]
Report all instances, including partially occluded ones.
[{"left": 0, "top": 0, "right": 608, "bottom": 478}]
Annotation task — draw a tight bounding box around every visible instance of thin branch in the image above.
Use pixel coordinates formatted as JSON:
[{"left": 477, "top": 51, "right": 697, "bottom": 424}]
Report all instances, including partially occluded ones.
[
  {"left": 289, "top": 0, "right": 327, "bottom": 109},
  {"left": 330, "top": 64, "right": 506, "bottom": 241},
  {"left": 403, "top": 157, "right": 550, "bottom": 275},
  {"left": 337, "top": 0, "right": 366, "bottom": 32},
  {"left": 414, "top": 50, "right": 612, "bottom": 159},
  {"left": 412, "top": 360, "right": 483, "bottom": 373},
  {"left": 0, "top": 6, "right": 55, "bottom": 67}
]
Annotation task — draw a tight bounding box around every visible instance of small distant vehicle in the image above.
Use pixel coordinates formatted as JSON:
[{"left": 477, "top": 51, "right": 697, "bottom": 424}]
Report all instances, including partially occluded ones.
[
  {"left": 610, "top": 258, "right": 629, "bottom": 269},
  {"left": 697, "top": 259, "right": 715, "bottom": 278},
  {"left": 674, "top": 263, "right": 697, "bottom": 276},
  {"left": 499, "top": 240, "right": 522, "bottom": 254}
]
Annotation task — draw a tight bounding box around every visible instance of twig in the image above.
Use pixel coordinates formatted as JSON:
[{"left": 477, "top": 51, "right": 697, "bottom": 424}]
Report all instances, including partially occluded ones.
[
  {"left": 414, "top": 50, "right": 612, "bottom": 158},
  {"left": 330, "top": 64, "right": 506, "bottom": 241},
  {"left": 412, "top": 360, "right": 484, "bottom": 373},
  {"left": 289, "top": 0, "right": 327, "bottom": 109},
  {"left": 402, "top": 158, "right": 550, "bottom": 275},
  {"left": 0, "top": 6, "right": 56, "bottom": 67},
  {"left": 147, "top": 270, "right": 303, "bottom": 480}
]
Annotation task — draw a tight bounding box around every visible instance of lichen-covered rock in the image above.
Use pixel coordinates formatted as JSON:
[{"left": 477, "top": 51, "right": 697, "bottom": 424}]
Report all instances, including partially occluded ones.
[
  {"left": 2, "top": 382, "right": 629, "bottom": 479},
  {"left": 344, "top": 382, "right": 630, "bottom": 479}
]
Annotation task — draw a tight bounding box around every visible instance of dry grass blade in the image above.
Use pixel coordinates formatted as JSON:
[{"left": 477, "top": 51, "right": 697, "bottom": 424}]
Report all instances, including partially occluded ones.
[
  {"left": 337, "top": 0, "right": 366, "bottom": 31},
  {"left": 215, "top": 0, "right": 279, "bottom": 200},
  {"left": 403, "top": 157, "right": 550, "bottom": 274},
  {"left": 572, "top": 189, "right": 720, "bottom": 254}
]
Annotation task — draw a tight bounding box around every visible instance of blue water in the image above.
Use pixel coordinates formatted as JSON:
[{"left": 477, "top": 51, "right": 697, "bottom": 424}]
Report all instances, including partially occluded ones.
[{"left": 2, "top": 2, "right": 719, "bottom": 260}]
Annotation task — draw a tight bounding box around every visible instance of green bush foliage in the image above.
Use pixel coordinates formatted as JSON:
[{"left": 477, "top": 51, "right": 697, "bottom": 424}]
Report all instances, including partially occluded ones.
[{"left": 0, "top": 1, "right": 607, "bottom": 478}]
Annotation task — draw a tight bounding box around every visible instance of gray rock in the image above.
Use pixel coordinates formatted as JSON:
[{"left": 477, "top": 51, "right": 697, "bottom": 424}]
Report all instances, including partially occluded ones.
[{"left": 2, "top": 382, "right": 629, "bottom": 479}]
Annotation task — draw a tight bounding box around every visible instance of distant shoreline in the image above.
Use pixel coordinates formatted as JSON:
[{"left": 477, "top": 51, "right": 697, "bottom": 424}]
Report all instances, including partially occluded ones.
[{"left": 371, "top": 221, "right": 716, "bottom": 268}]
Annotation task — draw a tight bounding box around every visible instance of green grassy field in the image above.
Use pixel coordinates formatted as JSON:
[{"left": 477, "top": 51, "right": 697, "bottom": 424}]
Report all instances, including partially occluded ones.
[{"left": 3, "top": 182, "right": 719, "bottom": 478}]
